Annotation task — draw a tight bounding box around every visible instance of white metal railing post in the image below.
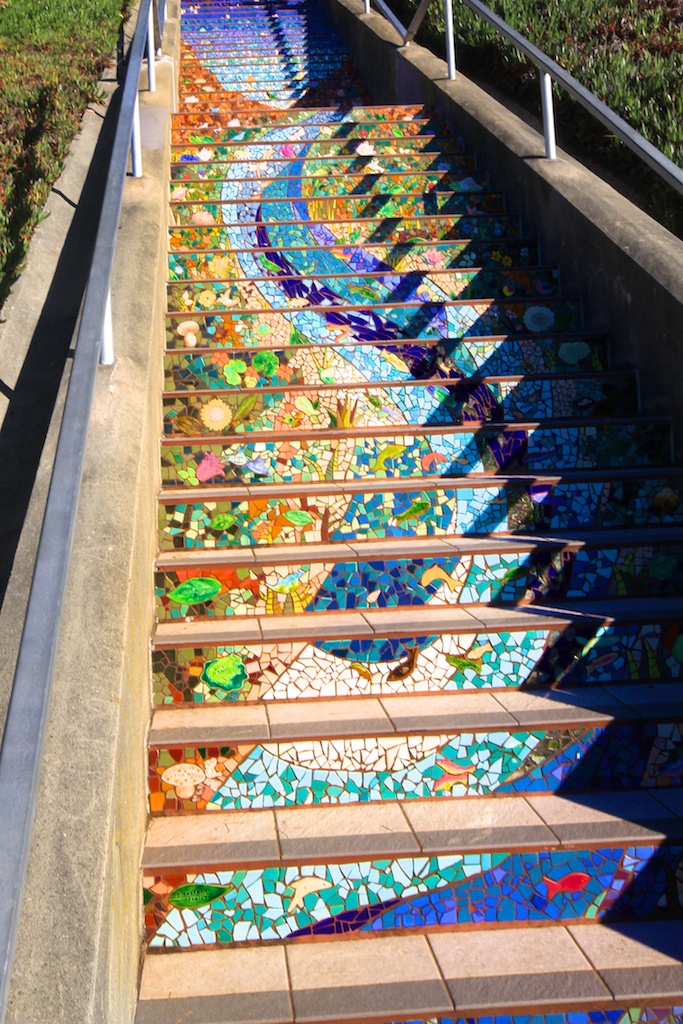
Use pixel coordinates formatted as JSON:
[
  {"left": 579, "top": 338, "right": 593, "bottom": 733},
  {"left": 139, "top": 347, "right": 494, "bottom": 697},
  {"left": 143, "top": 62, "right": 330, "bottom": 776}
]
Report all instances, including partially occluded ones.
[
  {"left": 364, "top": 0, "right": 370, "bottom": 12},
  {"left": 131, "top": 93, "right": 143, "bottom": 177},
  {"left": 540, "top": 69, "right": 557, "bottom": 159},
  {"left": 443, "top": 0, "right": 457, "bottom": 79},
  {"left": 147, "top": 1, "right": 157, "bottom": 91},
  {"left": 100, "top": 288, "right": 115, "bottom": 365}
]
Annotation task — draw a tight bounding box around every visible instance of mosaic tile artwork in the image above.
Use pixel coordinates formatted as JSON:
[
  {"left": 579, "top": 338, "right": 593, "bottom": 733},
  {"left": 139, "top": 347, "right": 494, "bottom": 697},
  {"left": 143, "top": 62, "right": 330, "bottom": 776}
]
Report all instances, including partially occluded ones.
[
  {"left": 148, "top": 720, "right": 683, "bottom": 814},
  {"left": 157, "top": 423, "right": 668, "bottom": 500},
  {"left": 154, "top": 543, "right": 683, "bottom": 620},
  {"left": 161, "top": 378, "right": 632, "bottom": 436},
  {"left": 143, "top": 0, "right": 683, "bottom": 1005},
  {"left": 163, "top": 335, "right": 607, "bottom": 387},
  {"left": 158, "top": 476, "right": 683, "bottom": 551},
  {"left": 144, "top": 844, "right": 683, "bottom": 947},
  {"left": 151, "top": 621, "right": 683, "bottom": 706},
  {"left": 168, "top": 213, "right": 522, "bottom": 258},
  {"left": 166, "top": 240, "right": 538, "bottom": 279},
  {"left": 385, "top": 1011, "right": 683, "bottom": 1024}
]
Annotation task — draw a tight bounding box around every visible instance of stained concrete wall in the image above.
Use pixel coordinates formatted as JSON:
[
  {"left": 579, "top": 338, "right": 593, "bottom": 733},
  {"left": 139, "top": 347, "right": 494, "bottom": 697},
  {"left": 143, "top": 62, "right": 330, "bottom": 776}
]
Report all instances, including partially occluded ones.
[
  {"left": 3, "top": 5, "right": 178, "bottom": 1021},
  {"left": 325, "top": 0, "right": 683, "bottom": 456}
]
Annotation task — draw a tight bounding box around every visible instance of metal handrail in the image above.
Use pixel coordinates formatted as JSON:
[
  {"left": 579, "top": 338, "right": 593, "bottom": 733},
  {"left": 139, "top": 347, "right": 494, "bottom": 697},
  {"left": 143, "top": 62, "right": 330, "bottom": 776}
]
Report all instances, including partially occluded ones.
[
  {"left": 0, "top": 0, "right": 160, "bottom": 1016},
  {"left": 364, "top": 0, "right": 683, "bottom": 194}
]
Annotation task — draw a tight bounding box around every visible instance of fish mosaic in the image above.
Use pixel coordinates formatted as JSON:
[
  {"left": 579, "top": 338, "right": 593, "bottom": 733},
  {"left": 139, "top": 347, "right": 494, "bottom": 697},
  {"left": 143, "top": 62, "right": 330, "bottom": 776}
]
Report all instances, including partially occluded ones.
[{"left": 144, "top": 844, "right": 683, "bottom": 947}]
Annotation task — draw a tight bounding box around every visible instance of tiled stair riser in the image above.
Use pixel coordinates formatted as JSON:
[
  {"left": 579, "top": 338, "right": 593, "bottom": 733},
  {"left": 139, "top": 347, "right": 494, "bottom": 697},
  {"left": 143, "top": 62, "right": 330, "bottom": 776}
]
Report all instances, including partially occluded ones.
[
  {"left": 158, "top": 475, "right": 683, "bottom": 544},
  {"left": 157, "top": 423, "right": 670, "bottom": 494},
  {"left": 167, "top": 241, "right": 538, "bottom": 278},
  {"left": 144, "top": 842, "right": 683, "bottom": 948},
  {"left": 165, "top": 300, "right": 579, "bottom": 347},
  {"left": 167, "top": 216, "right": 523, "bottom": 256},
  {"left": 161, "top": 377, "right": 634, "bottom": 433},
  {"left": 171, "top": 172, "right": 496, "bottom": 203},
  {"left": 163, "top": 336, "right": 607, "bottom": 376},
  {"left": 148, "top": 719, "right": 683, "bottom": 813},
  {"left": 154, "top": 542, "right": 683, "bottom": 620},
  {"left": 172, "top": 121, "right": 451, "bottom": 145},
  {"left": 152, "top": 620, "right": 683, "bottom": 704},
  {"left": 170, "top": 154, "right": 481, "bottom": 182},
  {"left": 166, "top": 272, "right": 569, "bottom": 313}
]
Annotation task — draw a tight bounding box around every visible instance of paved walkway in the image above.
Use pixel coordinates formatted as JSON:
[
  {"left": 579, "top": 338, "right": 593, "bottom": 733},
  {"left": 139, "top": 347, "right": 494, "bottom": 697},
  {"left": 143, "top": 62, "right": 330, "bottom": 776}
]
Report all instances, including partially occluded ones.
[{"left": 136, "top": 1, "right": 683, "bottom": 1021}]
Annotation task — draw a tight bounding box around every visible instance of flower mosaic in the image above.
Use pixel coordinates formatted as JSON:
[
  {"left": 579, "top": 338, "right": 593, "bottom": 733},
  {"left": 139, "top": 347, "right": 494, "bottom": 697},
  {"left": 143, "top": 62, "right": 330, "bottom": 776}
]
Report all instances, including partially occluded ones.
[
  {"left": 167, "top": 240, "right": 537, "bottom": 280},
  {"left": 144, "top": 844, "right": 683, "bottom": 947},
  {"left": 162, "top": 377, "right": 631, "bottom": 436},
  {"left": 163, "top": 336, "right": 607, "bottom": 387}
]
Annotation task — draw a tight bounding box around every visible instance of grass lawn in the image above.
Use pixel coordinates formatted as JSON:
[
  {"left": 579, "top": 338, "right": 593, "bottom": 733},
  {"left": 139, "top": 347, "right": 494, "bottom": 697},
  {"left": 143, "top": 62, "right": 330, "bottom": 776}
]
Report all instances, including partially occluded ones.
[
  {"left": 0, "top": 0, "right": 130, "bottom": 308},
  {"left": 388, "top": 0, "right": 683, "bottom": 231}
]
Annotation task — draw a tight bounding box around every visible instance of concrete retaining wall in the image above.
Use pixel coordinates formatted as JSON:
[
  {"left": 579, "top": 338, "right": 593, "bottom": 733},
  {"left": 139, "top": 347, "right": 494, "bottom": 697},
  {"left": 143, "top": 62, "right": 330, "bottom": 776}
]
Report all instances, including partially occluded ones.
[
  {"left": 325, "top": 0, "right": 683, "bottom": 455},
  {"left": 4, "top": 6, "right": 178, "bottom": 1021}
]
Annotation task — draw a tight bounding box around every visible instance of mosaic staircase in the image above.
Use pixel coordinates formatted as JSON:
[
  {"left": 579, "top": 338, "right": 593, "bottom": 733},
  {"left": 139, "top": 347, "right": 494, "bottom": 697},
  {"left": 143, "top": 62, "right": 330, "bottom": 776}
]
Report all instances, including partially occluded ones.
[{"left": 136, "top": 1, "right": 683, "bottom": 1021}]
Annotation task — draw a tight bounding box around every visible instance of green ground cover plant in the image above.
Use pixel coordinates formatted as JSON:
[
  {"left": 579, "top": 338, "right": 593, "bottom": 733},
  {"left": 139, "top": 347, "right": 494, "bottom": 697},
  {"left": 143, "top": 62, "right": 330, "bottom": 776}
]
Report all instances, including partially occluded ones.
[
  {"left": 388, "top": 0, "right": 683, "bottom": 231},
  {"left": 0, "top": 0, "right": 129, "bottom": 306}
]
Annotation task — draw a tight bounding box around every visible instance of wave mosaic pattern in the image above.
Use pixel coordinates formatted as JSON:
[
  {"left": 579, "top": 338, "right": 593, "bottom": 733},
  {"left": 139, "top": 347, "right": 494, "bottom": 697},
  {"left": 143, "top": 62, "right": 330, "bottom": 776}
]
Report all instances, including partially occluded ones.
[{"left": 136, "top": 0, "right": 683, "bottom": 1018}]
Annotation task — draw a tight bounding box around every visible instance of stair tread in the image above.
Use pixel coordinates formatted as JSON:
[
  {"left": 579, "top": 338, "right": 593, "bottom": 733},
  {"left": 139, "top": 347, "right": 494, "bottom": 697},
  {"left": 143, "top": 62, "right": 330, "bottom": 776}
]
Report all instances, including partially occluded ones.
[
  {"left": 155, "top": 523, "right": 683, "bottom": 567},
  {"left": 153, "top": 596, "right": 683, "bottom": 647},
  {"left": 135, "top": 923, "right": 683, "bottom": 1021},
  {"left": 148, "top": 682, "right": 683, "bottom": 746},
  {"left": 142, "top": 788, "right": 683, "bottom": 869}
]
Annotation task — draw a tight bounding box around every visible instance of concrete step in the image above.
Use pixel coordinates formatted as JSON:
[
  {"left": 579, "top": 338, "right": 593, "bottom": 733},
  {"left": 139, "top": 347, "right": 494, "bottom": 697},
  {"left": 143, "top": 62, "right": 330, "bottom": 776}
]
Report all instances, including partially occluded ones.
[
  {"left": 167, "top": 212, "right": 523, "bottom": 254},
  {"left": 135, "top": 922, "right": 683, "bottom": 1023},
  {"left": 171, "top": 119, "right": 450, "bottom": 146},
  {"left": 163, "top": 335, "right": 607, "bottom": 388},
  {"left": 156, "top": 418, "right": 672, "bottom": 490},
  {"left": 142, "top": 789, "right": 683, "bottom": 949},
  {"left": 147, "top": 682, "right": 683, "bottom": 812},
  {"left": 161, "top": 373, "right": 636, "bottom": 436},
  {"left": 166, "top": 265, "right": 560, "bottom": 305},
  {"left": 167, "top": 240, "right": 538, "bottom": 280},
  {"left": 151, "top": 607, "right": 683, "bottom": 705},
  {"left": 153, "top": 528, "right": 683, "bottom": 620},
  {"left": 170, "top": 150, "right": 480, "bottom": 180},
  {"left": 158, "top": 464, "right": 683, "bottom": 541}
]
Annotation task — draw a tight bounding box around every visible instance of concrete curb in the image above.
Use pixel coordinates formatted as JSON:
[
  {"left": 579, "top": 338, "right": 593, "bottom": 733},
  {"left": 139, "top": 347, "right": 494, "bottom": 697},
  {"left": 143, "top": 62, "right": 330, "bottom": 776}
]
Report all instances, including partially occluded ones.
[{"left": 4, "top": 3, "right": 178, "bottom": 1020}]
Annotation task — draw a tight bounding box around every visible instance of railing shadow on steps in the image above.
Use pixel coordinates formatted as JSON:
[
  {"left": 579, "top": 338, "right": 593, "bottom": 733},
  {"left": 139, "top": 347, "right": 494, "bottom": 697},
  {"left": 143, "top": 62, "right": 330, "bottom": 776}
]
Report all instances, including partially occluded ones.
[
  {"left": 0, "top": 0, "right": 163, "bottom": 1016},
  {"left": 365, "top": 0, "right": 683, "bottom": 195}
]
